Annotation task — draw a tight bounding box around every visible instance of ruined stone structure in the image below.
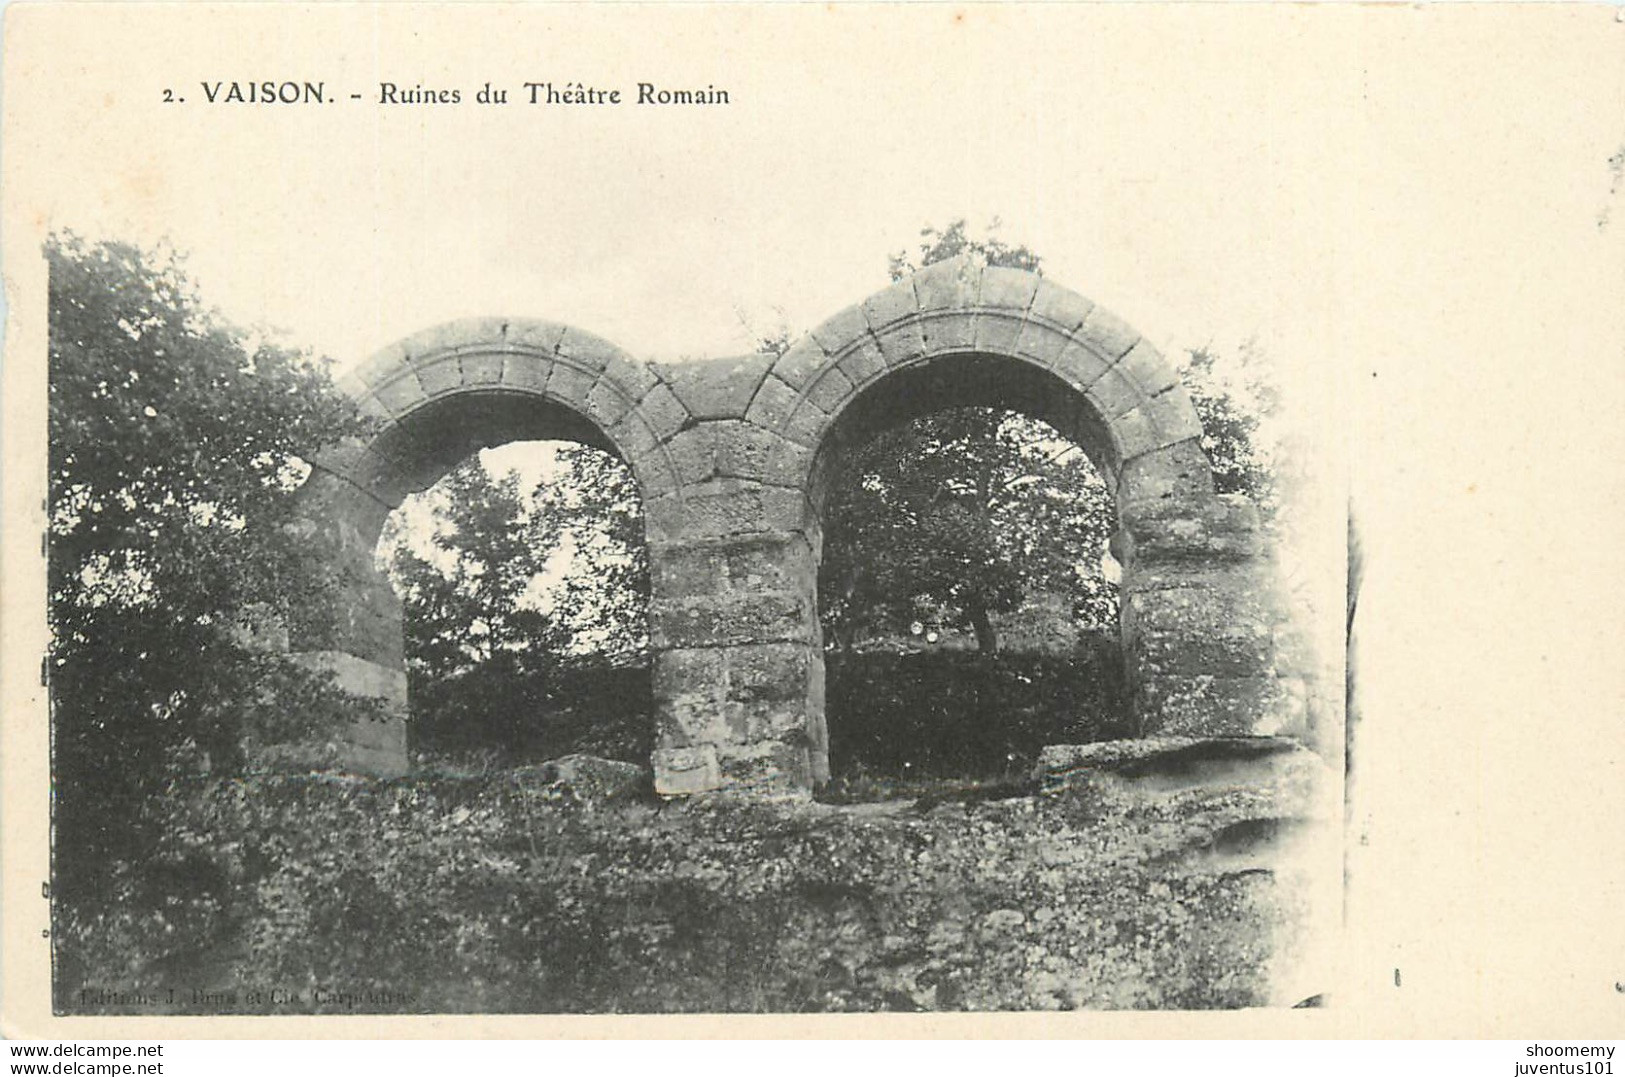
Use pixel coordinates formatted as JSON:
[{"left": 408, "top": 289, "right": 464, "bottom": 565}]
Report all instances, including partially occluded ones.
[{"left": 287, "top": 258, "right": 1299, "bottom": 796}]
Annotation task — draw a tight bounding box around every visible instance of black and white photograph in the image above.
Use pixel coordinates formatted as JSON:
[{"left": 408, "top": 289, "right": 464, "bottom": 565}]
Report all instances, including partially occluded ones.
[{"left": 2, "top": 0, "right": 1622, "bottom": 1054}]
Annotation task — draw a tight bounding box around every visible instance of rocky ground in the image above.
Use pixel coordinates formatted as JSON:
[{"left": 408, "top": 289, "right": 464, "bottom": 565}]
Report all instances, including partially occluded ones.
[{"left": 55, "top": 739, "right": 1337, "bottom": 1015}]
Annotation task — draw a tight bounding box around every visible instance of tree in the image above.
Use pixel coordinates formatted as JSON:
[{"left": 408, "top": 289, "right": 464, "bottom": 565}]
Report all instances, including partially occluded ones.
[
  {"left": 381, "top": 441, "right": 650, "bottom": 760},
  {"left": 46, "top": 233, "right": 371, "bottom": 901}
]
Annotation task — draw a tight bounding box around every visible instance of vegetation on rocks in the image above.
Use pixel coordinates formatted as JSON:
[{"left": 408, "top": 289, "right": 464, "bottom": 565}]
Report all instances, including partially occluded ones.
[{"left": 55, "top": 769, "right": 1305, "bottom": 1015}]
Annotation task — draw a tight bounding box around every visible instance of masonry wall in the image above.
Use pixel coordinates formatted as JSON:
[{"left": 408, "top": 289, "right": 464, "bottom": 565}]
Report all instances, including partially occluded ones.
[{"left": 283, "top": 261, "right": 1311, "bottom": 795}]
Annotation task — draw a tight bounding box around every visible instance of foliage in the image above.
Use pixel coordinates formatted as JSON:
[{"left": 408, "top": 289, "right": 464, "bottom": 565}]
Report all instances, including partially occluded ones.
[
  {"left": 54, "top": 772, "right": 1296, "bottom": 1014},
  {"left": 381, "top": 444, "right": 650, "bottom": 762},
  {"left": 46, "top": 233, "right": 372, "bottom": 903},
  {"left": 824, "top": 642, "right": 1129, "bottom": 782}
]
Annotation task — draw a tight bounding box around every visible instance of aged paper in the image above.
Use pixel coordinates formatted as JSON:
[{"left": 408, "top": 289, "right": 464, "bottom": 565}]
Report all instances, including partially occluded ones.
[{"left": 3, "top": 2, "right": 1622, "bottom": 1041}]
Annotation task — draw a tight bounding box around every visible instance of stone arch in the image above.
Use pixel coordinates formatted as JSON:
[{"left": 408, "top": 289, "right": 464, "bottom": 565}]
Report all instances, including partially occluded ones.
[
  {"left": 286, "top": 317, "right": 686, "bottom": 776},
  {"left": 748, "top": 256, "right": 1212, "bottom": 515},
  {"left": 683, "top": 258, "right": 1296, "bottom": 794}
]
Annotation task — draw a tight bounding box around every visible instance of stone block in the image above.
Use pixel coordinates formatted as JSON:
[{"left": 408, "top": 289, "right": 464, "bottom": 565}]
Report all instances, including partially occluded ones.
[
  {"left": 661, "top": 353, "right": 775, "bottom": 420},
  {"left": 723, "top": 642, "right": 812, "bottom": 705},
  {"left": 744, "top": 373, "right": 800, "bottom": 433},
  {"left": 715, "top": 739, "right": 813, "bottom": 798},
  {"left": 1116, "top": 439, "right": 1215, "bottom": 511},
  {"left": 1027, "top": 278, "right": 1096, "bottom": 333},
  {"left": 972, "top": 310, "right": 1028, "bottom": 357},
  {"left": 771, "top": 336, "right": 831, "bottom": 391},
  {"left": 649, "top": 592, "right": 814, "bottom": 649},
  {"left": 504, "top": 319, "right": 567, "bottom": 354},
  {"left": 872, "top": 318, "right": 928, "bottom": 368},
  {"left": 547, "top": 362, "right": 598, "bottom": 409},
  {"left": 1114, "top": 339, "right": 1179, "bottom": 397},
  {"left": 514, "top": 755, "right": 647, "bottom": 804},
  {"left": 1011, "top": 318, "right": 1073, "bottom": 368},
  {"left": 640, "top": 381, "right": 691, "bottom": 442},
  {"left": 804, "top": 365, "right": 854, "bottom": 415},
  {"left": 1111, "top": 404, "right": 1163, "bottom": 463},
  {"left": 1128, "top": 621, "right": 1275, "bottom": 678},
  {"left": 460, "top": 350, "right": 506, "bottom": 386},
  {"left": 861, "top": 278, "right": 920, "bottom": 333},
  {"left": 1122, "top": 581, "right": 1275, "bottom": 641},
  {"left": 917, "top": 311, "right": 979, "bottom": 355},
  {"left": 976, "top": 265, "right": 1041, "bottom": 311},
  {"left": 501, "top": 352, "right": 553, "bottom": 392},
  {"left": 401, "top": 317, "right": 508, "bottom": 360},
  {"left": 556, "top": 326, "right": 626, "bottom": 374},
  {"left": 353, "top": 393, "right": 392, "bottom": 424},
  {"left": 653, "top": 648, "right": 731, "bottom": 747},
  {"left": 664, "top": 478, "right": 805, "bottom": 539},
  {"left": 835, "top": 337, "right": 887, "bottom": 390},
  {"left": 653, "top": 745, "right": 723, "bottom": 796},
  {"left": 372, "top": 373, "right": 427, "bottom": 417},
  {"left": 911, "top": 257, "right": 981, "bottom": 312},
  {"left": 609, "top": 410, "right": 661, "bottom": 463},
  {"left": 1075, "top": 306, "right": 1141, "bottom": 361},
  {"left": 783, "top": 400, "right": 832, "bottom": 449},
  {"left": 602, "top": 354, "right": 663, "bottom": 403},
  {"left": 1086, "top": 366, "right": 1147, "bottom": 420},
  {"left": 808, "top": 303, "right": 871, "bottom": 358},
  {"left": 585, "top": 376, "right": 635, "bottom": 430},
  {"left": 665, "top": 425, "right": 717, "bottom": 485},
  {"left": 1139, "top": 676, "right": 1308, "bottom": 739},
  {"left": 1033, "top": 735, "right": 1328, "bottom": 819},
  {"left": 1119, "top": 497, "right": 1264, "bottom": 563},
  {"left": 1139, "top": 385, "right": 1204, "bottom": 445},
  {"left": 712, "top": 421, "right": 811, "bottom": 487},
  {"left": 354, "top": 344, "right": 412, "bottom": 391},
  {"left": 1049, "top": 339, "right": 1115, "bottom": 391}
]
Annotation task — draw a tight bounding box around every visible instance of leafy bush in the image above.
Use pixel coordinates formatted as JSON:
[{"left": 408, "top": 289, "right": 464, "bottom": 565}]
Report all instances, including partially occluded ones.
[{"left": 825, "top": 637, "right": 1130, "bottom": 781}]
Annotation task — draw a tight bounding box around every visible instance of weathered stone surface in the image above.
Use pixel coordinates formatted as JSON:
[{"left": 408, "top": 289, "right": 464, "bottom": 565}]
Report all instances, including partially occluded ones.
[
  {"left": 649, "top": 592, "right": 815, "bottom": 649},
  {"left": 500, "top": 352, "right": 552, "bottom": 392},
  {"left": 770, "top": 336, "right": 831, "bottom": 392},
  {"left": 640, "top": 381, "right": 690, "bottom": 442},
  {"left": 808, "top": 303, "right": 872, "bottom": 358},
  {"left": 972, "top": 310, "right": 1028, "bottom": 357},
  {"left": 547, "top": 362, "right": 598, "bottom": 409},
  {"left": 917, "top": 310, "right": 979, "bottom": 355},
  {"left": 650, "top": 532, "right": 814, "bottom": 599},
  {"left": 660, "top": 353, "right": 775, "bottom": 420},
  {"left": 460, "top": 351, "right": 506, "bottom": 386},
  {"left": 911, "top": 256, "right": 981, "bottom": 311},
  {"left": 414, "top": 355, "right": 465, "bottom": 397},
  {"left": 743, "top": 373, "right": 801, "bottom": 432},
  {"left": 1139, "top": 676, "right": 1308, "bottom": 738},
  {"left": 860, "top": 278, "right": 919, "bottom": 333},
  {"left": 652, "top": 478, "right": 805, "bottom": 540},
  {"left": 514, "top": 754, "right": 647, "bottom": 803},
  {"left": 834, "top": 337, "right": 887, "bottom": 390},
  {"left": 1027, "top": 277, "right": 1096, "bottom": 333},
  {"left": 1075, "top": 305, "right": 1141, "bottom": 361},
  {"left": 872, "top": 318, "right": 928, "bottom": 368},
  {"left": 653, "top": 745, "right": 722, "bottom": 796},
  {"left": 288, "top": 272, "right": 1317, "bottom": 800},
  {"left": 715, "top": 739, "right": 814, "bottom": 799},
  {"left": 804, "top": 365, "right": 854, "bottom": 415},
  {"left": 1119, "top": 493, "right": 1263, "bottom": 563},
  {"left": 1034, "top": 735, "right": 1331, "bottom": 823},
  {"left": 556, "top": 327, "right": 627, "bottom": 374}
]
